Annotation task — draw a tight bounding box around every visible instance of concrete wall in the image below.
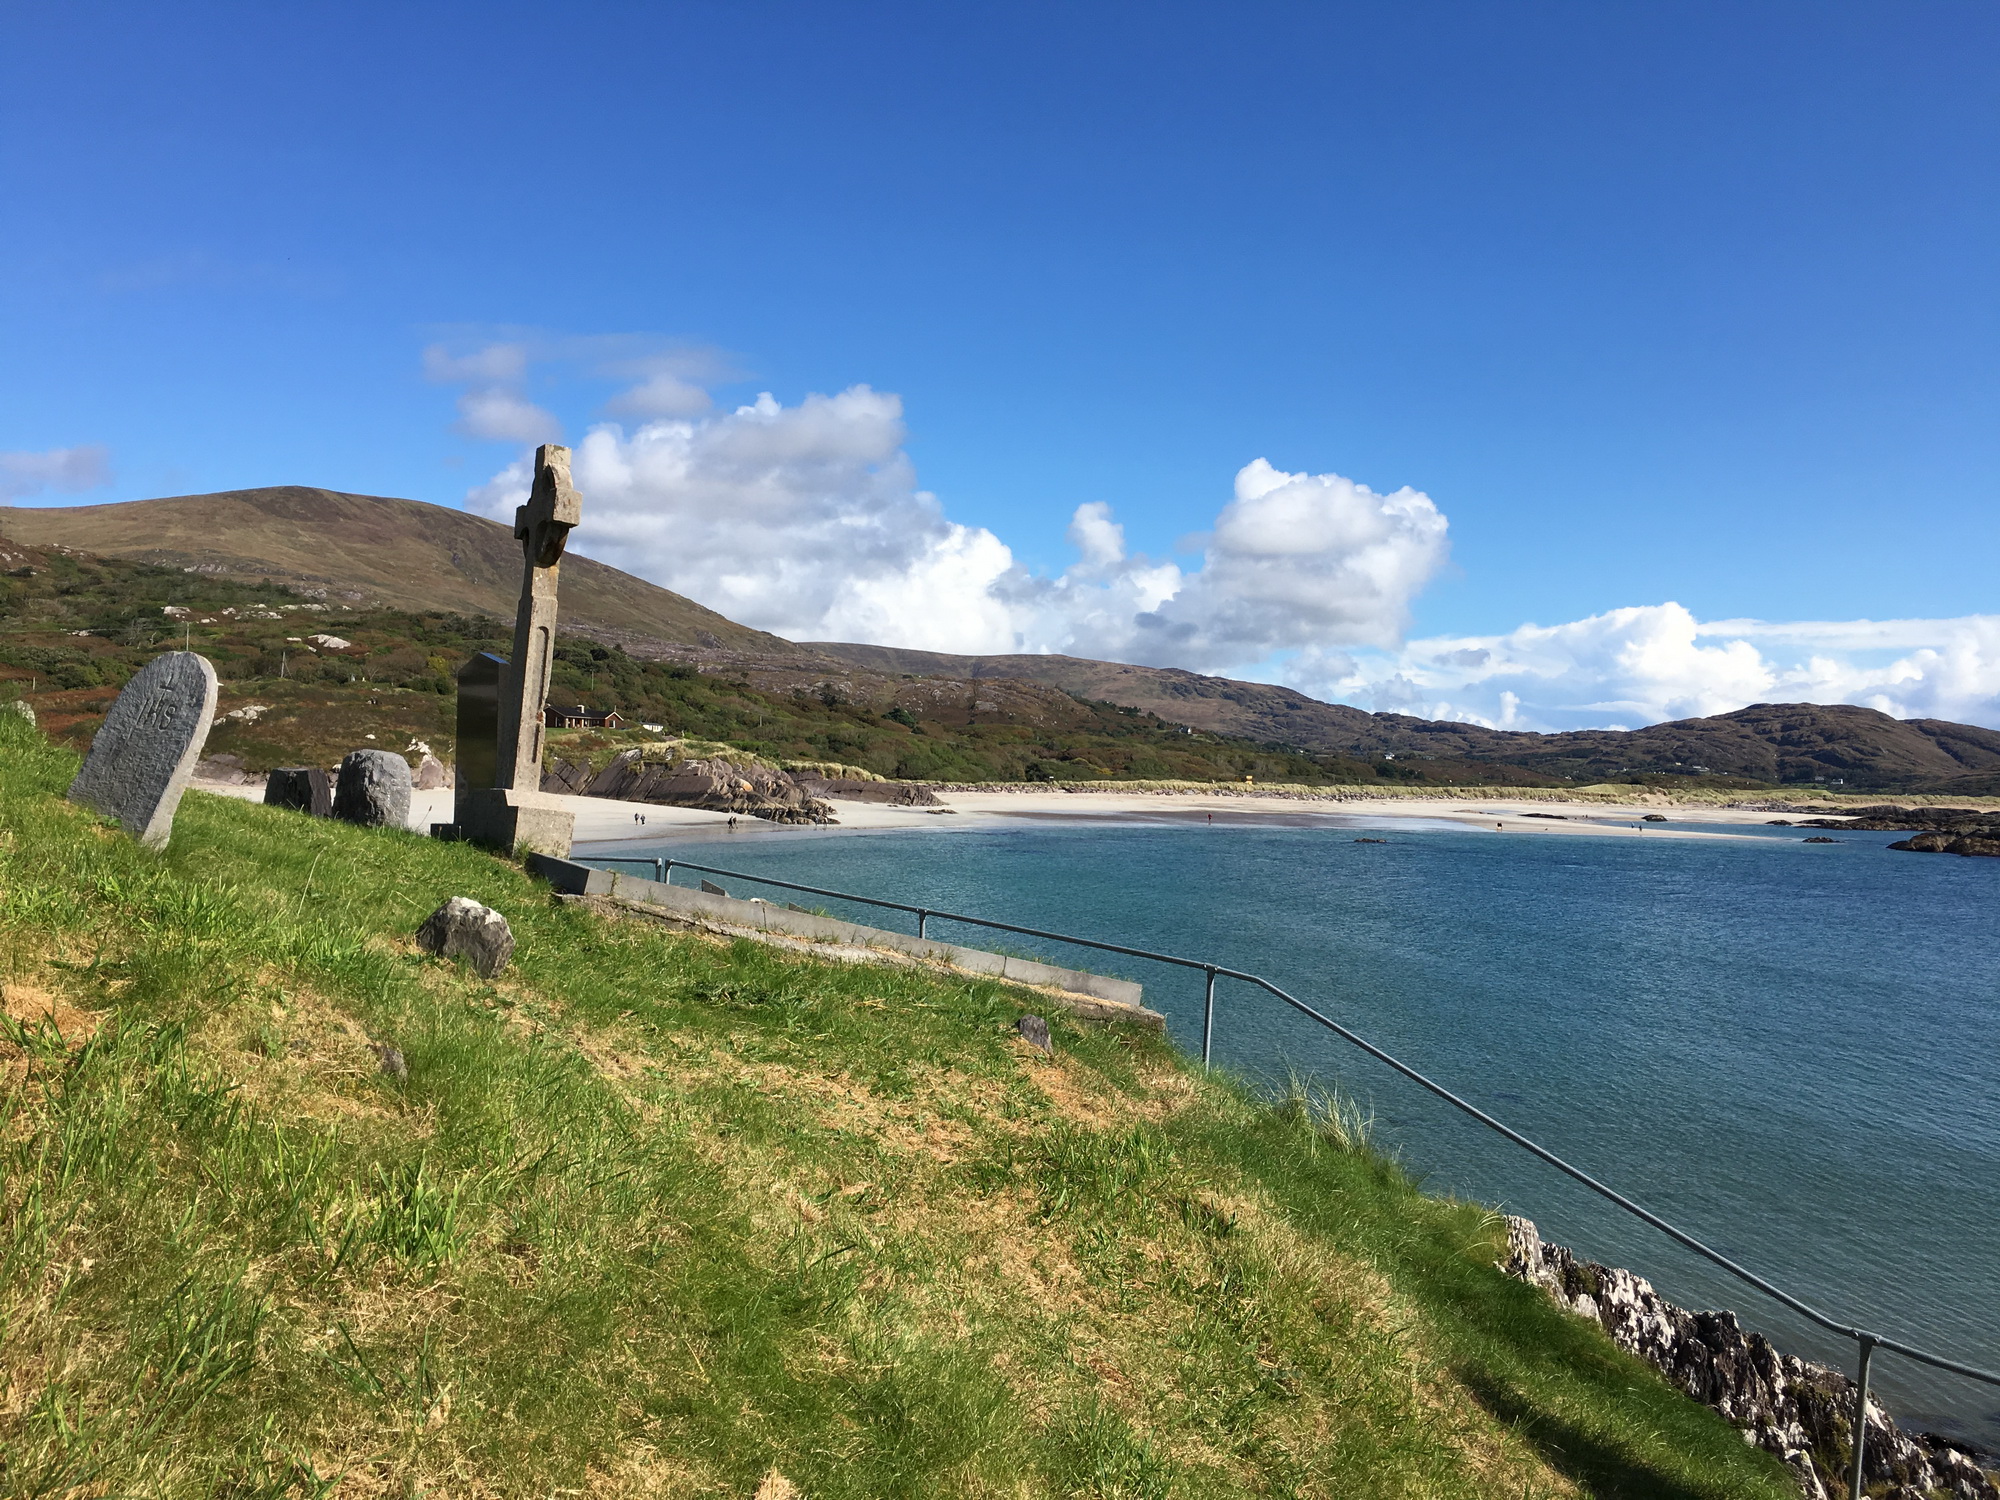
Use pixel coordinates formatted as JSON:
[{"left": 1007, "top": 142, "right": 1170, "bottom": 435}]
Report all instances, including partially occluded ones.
[{"left": 527, "top": 853, "right": 1151, "bottom": 1014}]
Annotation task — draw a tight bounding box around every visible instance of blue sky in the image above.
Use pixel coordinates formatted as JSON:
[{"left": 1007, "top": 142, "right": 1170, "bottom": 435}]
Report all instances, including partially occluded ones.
[{"left": 4, "top": 2, "right": 1997, "bottom": 727}]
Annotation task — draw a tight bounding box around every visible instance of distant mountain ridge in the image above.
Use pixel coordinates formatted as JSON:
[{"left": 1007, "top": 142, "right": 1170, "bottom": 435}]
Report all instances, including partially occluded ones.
[
  {"left": 9, "top": 487, "right": 1998, "bottom": 791},
  {"left": 808, "top": 643, "right": 2000, "bottom": 792}
]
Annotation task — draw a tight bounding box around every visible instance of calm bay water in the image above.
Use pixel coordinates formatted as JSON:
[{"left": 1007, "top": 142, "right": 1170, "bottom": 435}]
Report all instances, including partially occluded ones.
[{"left": 580, "top": 811, "right": 2000, "bottom": 1445}]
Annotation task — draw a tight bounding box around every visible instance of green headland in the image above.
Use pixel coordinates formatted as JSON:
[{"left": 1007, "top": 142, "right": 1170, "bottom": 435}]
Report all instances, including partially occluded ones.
[{"left": 0, "top": 711, "right": 1797, "bottom": 1497}]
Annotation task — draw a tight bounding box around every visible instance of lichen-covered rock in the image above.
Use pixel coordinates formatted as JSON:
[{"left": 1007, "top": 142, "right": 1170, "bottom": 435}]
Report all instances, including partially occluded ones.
[
  {"left": 1501, "top": 1216, "right": 1999, "bottom": 1499},
  {"left": 415, "top": 896, "right": 515, "bottom": 978},
  {"left": 333, "top": 750, "right": 412, "bottom": 828}
]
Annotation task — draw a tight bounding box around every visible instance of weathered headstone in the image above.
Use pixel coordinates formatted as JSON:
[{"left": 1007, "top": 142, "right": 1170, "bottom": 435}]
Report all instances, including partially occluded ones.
[
  {"left": 5, "top": 699, "right": 33, "bottom": 728},
  {"left": 333, "top": 749, "right": 413, "bottom": 828},
  {"left": 66, "top": 651, "right": 218, "bottom": 849},
  {"left": 415, "top": 896, "right": 515, "bottom": 978},
  {"left": 264, "top": 766, "right": 334, "bottom": 817},
  {"left": 453, "top": 444, "right": 581, "bottom": 857},
  {"left": 414, "top": 753, "right": 449, "bottom": 790}
]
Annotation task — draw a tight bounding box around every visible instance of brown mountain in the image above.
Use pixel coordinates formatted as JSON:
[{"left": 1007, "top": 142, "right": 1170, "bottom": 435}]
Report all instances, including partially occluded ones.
[
  {"left": 807, "top": 644, "right": 2000, "bottom": 790},
  {"left": 0, "top": 487, "right": 798, "bottom": 655},
  {"left": 11, "top": 488, "right": 1997, "bottom": 790}
]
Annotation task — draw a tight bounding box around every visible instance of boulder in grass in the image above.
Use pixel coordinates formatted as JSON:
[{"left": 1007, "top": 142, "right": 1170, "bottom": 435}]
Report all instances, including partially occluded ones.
[
  {"left": 1015, "top": 1014, "right": 1052, "bottom": 1054},
  {"left": 333, "top": 749, "right": 412, "bottom": 828},
  {"left": 416, "top": 896, "right": 515, "bottom": 978}
]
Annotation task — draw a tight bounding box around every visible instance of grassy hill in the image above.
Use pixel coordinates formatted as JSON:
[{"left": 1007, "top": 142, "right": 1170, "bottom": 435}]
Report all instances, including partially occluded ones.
[
  {"left": 0, "top": 488, "right": 795, "bottom": 654},
  {"left": 0, "top": 536, "right": 1468, "bottom": 786},
  {"left": 12, "top": 486, "right": 1997, "bottom": 791},
  {"left": 0, "top": 714, "right": 1795, "bottom": 1498}
]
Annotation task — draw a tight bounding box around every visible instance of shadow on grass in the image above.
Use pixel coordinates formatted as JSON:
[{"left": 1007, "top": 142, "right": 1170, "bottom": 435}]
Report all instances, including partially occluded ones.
[{"left": 1459, "top": 1363, "right": 1727, "bottom": 1500}]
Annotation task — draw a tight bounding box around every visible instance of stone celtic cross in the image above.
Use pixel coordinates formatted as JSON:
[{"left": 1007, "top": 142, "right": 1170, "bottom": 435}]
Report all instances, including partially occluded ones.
[
  {"left": 449, "top": 443, "right": 582, "bottom": 857},
  {"left": 494, "top": 443, "right": 582, "bottom": 791}
]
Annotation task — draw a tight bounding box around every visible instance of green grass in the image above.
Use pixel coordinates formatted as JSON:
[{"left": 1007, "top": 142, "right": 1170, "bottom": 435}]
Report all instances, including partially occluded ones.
[{"left": 0, "top": 714, "right": 1795, "bottom": 1499}]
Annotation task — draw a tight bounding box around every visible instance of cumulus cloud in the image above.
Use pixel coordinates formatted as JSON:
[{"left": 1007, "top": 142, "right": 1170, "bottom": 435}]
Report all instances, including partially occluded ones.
[
  {"left": 466, "top": 385, "right": 1451, "bottom": 665},
  {"left": 1303, "top": 604, "right": 2000, "bottom": 731},
  {"left": 451, "top": 343, "right": 1998, "bottom": 731},
  {"left": 0, "top": 444, "right": 112, "bottom": 501}
]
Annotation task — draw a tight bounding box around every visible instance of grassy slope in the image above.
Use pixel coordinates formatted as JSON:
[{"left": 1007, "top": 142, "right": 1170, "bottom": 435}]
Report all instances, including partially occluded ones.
[{"left": 0, "top": 718, "right": 1793, "bottom": 1499}]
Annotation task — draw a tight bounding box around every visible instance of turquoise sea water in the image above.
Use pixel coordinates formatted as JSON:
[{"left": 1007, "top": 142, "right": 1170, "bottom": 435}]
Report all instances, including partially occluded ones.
[{"left": 579, "top": 810, "right": 2000, "bottom": 1447}]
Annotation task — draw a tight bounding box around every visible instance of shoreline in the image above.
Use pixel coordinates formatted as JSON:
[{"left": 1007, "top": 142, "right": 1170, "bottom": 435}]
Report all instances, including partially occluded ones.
[
  {"left": 572, "top": 785, "right": 1838, "bottom": 850},
  {"left": 192, "top": 778, "right": 1901, "bottom": 850}
]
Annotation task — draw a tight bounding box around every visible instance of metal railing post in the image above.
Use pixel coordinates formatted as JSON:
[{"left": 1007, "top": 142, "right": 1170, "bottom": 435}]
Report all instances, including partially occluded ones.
[
  {"left": 1202, "top": 967, "right": 1217, "bottom": 1067},
  {"left": 917, "top": 909, "right": 930, "bottom": 939},
  {"left": 1850, "top": 1334, "right": 1877, "bottom": 1499},
  {"left": 654, "top": 858, "right": 666, "bottom": 883}
]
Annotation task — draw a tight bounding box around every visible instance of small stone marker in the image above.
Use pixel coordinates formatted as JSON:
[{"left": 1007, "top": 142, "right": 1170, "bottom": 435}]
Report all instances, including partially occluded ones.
[
  {"left": 415, "top": 896, "right": 516, "bottom": 978},
  {"left": 5, "top": 699, "right": 33, "bottom": 728},
  {"left": 1015, "top": 1014, "right": 1053, "bottom": 1054},
  {"left": 699, "top": 878, "right": 728, "bottom": 896},
  {"left": 415, "top": 753, "right": 449, "bottom": 790},
  {"left": 264, "top": 766, "right": 334, "bottom": 817},
  {"left": 66, "top": 651, "right": 218, "bottom": 849},
  {"left": 333, "top": 750, "right": 412, "bottom": 828}
]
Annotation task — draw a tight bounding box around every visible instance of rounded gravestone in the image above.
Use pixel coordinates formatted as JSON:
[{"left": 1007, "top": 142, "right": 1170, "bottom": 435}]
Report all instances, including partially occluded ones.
[
  {"left": 333, "top": 749, "right": 413, "bottom": 828},
  {"left": 66, "top": 652, "right": 218, "bottom": 849}
]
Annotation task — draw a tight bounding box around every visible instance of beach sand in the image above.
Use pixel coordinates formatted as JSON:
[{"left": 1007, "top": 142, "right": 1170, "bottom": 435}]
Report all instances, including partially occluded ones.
[{"left": 191, "top": 780, "right": 1823, "bottom": 846}]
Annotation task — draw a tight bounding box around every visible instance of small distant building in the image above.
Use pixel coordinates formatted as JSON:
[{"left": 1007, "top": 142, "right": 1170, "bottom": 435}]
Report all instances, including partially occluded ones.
[{"left": 545, "top": 705, "right": 625, "bottom": 729}]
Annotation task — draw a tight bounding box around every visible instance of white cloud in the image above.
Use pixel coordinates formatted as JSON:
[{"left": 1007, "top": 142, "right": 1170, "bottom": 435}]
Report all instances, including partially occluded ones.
[
  {"left": 606, "top": 371, "right": 712, "bottom": 418},
  {"left": 0, "top": 444, "right": 112, "bottom": 501},
  {"left": 423, "top": 342, "right": 529, "bottom": 385},
  {"left": 466, "top": 386, "right": 1451, "bottom": 665},
  {"left": 454, "top": 388, "right": 562, "bottom": 444},
  {"left": 424, "top": 340, "right": 561, "bottom": 443},
  {"left": 1305, "top": 603, "right": 2000, "bottom": 731},
  {"left": 450, "top": 346, "right": 2000, "bottom": 732}
]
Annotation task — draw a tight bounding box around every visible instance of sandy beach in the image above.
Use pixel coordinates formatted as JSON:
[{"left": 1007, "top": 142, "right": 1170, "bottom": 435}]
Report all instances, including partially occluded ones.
[{"left": 192, "top": 779, "right": 1825, "bottom": 846}]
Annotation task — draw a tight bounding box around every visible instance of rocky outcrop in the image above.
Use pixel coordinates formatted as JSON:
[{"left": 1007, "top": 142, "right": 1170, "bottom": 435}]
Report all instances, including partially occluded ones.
[
  {"left": 1500, "top": 1216, "right": 1997, "bottom": 1499},
  {"left": 789, "top": 772, "right": 941, "bottom": 807},
  {"left": 1795, "top": 805, "right": 2000, "bottom": 857},
  {"left": 543, "top": 750, "right": 839, "bottom": 825}
]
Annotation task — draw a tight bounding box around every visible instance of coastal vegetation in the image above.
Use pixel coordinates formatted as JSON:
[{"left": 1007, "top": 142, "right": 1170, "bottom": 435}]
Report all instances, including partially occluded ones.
[
  {"left": 0, "top": 537, "right": 1512, "bottom": 787},
  {"left": 0, "top": 713, "right": 1800, "bottom": 1497}
]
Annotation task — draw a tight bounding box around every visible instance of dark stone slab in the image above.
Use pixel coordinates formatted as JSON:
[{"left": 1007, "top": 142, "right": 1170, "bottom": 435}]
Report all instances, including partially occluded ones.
[
  {"left": 333, "top": 749, "right": 413, "bottom": 828},
  {"left": 264, "top": 766, "right": 334, "bottom": 817},
  {"left": 66, "top": 651, "right": 218, "bottom": 849}
]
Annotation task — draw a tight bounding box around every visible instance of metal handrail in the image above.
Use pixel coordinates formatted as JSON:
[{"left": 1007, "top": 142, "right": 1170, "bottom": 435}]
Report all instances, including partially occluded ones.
[{"left": 583, "top": 851, "right": 2000, "bottom": 1486}]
